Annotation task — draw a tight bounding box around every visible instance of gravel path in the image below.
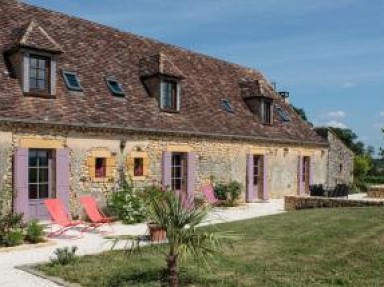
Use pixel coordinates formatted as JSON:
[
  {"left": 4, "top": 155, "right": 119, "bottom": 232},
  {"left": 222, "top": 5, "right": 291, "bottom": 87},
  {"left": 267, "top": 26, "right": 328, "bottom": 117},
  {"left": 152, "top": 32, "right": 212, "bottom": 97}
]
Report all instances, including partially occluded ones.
[{"left": 0, "top": 199, "right": 284, "bottom": 287}]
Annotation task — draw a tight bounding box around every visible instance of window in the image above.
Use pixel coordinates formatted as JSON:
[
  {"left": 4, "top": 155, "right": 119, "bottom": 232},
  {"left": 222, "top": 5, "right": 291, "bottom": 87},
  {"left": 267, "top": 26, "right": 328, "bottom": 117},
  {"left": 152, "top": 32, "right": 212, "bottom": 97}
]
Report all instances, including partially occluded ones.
[
  {"left": 62, "top": 71, "right": 82, "bottom": 91},
  {"left": 221, "top": 99, "right": 234, "bottom": 113},
  {"left": 302, "top": 156, "right": 310, "bottom": 182},
  {"left": 171, "top": 153, "right": 187, "bottom": 191},
  {"left": 253, "top": 155, "right": 263, "bottom": 185},
  {"left": 95, "top": 158, "right": 107, "bottom": 178},
  {"left": 106, "top": 78, "right": 125, "bottom": 97},
  {"left": 29, "top": 54, "right": 50, "bottom": 93},
  {"left": 134, "top": 158, "right": 144, "bottom": 177},
  {"left": 28, "top": 150, "right": 53, "bottom": 200},
  {"left": 261, "top": 100, "right": 272, "bottom": 124},
  {"left": 161, "top": 80, "right": 179, "bottom": 111},
  {"left": 275, "top": 105, "right": 290, "bottom": 122}
]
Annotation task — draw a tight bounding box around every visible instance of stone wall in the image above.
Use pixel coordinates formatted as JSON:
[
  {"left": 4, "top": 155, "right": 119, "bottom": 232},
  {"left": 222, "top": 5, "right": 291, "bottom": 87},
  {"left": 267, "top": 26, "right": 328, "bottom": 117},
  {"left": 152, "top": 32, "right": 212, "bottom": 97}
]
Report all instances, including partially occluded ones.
[
  {"left": 0, "top": 132, "right": 12, "bottom": 216},
  {"left": 285, "top": 195, "right": 384, "bottom": 211},
  {"left": 367, "top": 185, "right": 384, "bottom": 198},
  {"left": 0, "top": 125, "right": 328, "bottom": 215},
  {"left": 327, "top": 132, "right": 354, "bottom": 188}
]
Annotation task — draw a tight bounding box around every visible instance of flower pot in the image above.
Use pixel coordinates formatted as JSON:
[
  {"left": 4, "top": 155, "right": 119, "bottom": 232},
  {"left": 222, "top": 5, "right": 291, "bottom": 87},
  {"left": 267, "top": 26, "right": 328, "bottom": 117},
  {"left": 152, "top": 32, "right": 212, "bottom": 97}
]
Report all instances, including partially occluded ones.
[{"left": 148, "top": 223, "right": 166, "bottom": 242}]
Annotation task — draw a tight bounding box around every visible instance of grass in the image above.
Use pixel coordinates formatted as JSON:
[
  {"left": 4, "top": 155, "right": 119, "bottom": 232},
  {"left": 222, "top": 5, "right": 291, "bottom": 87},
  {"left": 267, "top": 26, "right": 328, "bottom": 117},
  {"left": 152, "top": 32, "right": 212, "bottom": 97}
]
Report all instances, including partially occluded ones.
[{"left": 37, "top": 207, "right": 384, "bottom": 286}]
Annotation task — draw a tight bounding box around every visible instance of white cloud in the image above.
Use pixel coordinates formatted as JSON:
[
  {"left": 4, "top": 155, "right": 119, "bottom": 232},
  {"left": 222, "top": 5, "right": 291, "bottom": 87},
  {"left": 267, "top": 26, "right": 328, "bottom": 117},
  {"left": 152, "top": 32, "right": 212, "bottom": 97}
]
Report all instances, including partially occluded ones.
[
  {"left": 325, "top": 120, "right": 348, "bottom": 129},
  {"left": 342, "top": 82, "right": 356, "bottom": 88},
  {"left": 324, "top": 110, "right": 346, "bottom": 120}
]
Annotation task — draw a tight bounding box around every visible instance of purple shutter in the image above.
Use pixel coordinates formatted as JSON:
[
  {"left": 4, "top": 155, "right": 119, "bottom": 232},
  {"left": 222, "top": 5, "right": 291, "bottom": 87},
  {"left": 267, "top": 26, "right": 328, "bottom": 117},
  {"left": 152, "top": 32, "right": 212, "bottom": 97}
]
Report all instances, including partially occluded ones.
[
  {"left": 186, "top": 152, "right": 196, "bottom": 207},
  {"left": 14, "top": 148, "right": 29, "bottom": 221},
  {"left": 263, "top": 153, "right": 269, "bottom": 201},
  {"left": 162, "top": 151, "right": 172, "bottom": 190},
  {"left": 246, "top": 154, "right": 254, "bottom": 202},
  {"left": 56, "top": 148, "right": 70, "bottom": 213},
  {"left": 309, "top": 157, "right": 314, "bottom": 186},
  {"left": 298, "top": 155, "right": 303, "bottom": 195}
]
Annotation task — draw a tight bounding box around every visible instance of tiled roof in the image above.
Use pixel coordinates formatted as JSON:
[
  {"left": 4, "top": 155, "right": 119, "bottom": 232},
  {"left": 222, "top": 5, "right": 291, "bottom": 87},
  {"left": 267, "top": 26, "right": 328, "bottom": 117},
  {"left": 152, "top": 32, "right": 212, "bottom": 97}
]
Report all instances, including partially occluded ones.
[{"left": 0, "top": 0, "right": 326, "bottom": 146}]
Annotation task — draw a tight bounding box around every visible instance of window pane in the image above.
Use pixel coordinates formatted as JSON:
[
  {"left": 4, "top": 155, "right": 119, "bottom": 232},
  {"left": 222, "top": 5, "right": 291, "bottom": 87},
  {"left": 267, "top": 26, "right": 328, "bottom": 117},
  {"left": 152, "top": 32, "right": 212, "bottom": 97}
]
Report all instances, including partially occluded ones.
[
  {"left": 172, "top": 167, "right": 181, "bottom": 179},
  {"left": 38, "top": 70, "right": 46, "bottom": 80},
  {"left": 30, "top": 79, "right": 37, "bottom": 90},
  {"left": 29, "top": 168, "right": 37, "bottom": 183},
  {"left": 38, "top": 151, "right": 49, "bottom": 166},
  {"left": 173, "top": 179, "right": 182, "bottom": 190},
  {"left": 30, "top": 57, "right": 37, "bottom": 68},
  {"left": 172, "top": 154, "right": 181, "bottom": 166},
  {"left": 29, "top": 151, "right": 38, "bottom": 167},
  {"left": 134, "top": 158, "right": 144, "bottom": 176},
  {"left": 30, "top": 68, "right": 37, "bottom": 79},
  {"left": 39, "top": 168, "right": 49, "bottom": 183},
  {"left": 29, "top": 184, "right": 38, "bottom": 199},
  {"left": 38, "top": 58, "right": 46, "bottom": 68},
  {"left": 39, "top": 184, "right": 49, "bottom": 199},
  {"left": 37, "top": 80, "right": 46, "bottom": 90},
  {"left": 95, "top": 158, "right": 106, "bottom": 178}
]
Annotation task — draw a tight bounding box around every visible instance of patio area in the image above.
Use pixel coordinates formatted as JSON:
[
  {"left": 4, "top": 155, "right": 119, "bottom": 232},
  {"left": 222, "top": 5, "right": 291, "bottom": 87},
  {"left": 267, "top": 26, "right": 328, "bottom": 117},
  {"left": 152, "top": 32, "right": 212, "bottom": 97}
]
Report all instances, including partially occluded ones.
[{"left": 0, "top": 199, "right": 285, "bottom": 287}]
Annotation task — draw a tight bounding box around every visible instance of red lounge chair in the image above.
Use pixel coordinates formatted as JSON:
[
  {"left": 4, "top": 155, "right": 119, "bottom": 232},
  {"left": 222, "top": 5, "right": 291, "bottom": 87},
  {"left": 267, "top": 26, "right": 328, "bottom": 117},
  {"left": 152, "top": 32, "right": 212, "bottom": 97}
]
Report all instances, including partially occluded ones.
[
  {"left": 44, "top": 199, "right": 83, "bottom": 238},
  {"left": 202, "top": 185, "right": 223, "bottom": 206},
  {"left": 79, "top": 196, "right": 114, "bottom": 233}
]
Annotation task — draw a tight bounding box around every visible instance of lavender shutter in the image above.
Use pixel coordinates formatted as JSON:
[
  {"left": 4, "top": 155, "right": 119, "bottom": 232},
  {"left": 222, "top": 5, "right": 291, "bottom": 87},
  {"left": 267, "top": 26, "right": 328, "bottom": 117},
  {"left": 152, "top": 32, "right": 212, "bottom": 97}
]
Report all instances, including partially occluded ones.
[
  {"left": 309, "top": 157, "right": 314, "bottom": 186},
  {"left": 298, "top": 155, "right": 303, "bottom": 195},
  {"left": 14, "top": 148, "right": 29, "bottom": 221},
  {"left": 56, "top": 148, "right": 70, "bottom": 213},
  {"left": 263, "top": 154, "right": 269, "bottom": 201},
  {"left": 162, "top": 151, "right": 172, "bottom": 190},
  {"left": 187, "top": 152, "right": 196, "bottom": 207},
  {"left": 246, "top": 154, "right": 254, "bottom": 202}
]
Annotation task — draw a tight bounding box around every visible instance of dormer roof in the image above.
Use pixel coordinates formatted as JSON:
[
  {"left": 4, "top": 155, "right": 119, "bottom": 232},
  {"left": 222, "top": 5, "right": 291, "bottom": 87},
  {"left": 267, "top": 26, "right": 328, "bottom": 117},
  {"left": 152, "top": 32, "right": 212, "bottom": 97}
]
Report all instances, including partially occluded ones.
[
  {"left": 140, "top": 52, "right": 185, "bottom": 79},
  {"left": 17, "top": 20, "right": 64, "bottom": 53}
]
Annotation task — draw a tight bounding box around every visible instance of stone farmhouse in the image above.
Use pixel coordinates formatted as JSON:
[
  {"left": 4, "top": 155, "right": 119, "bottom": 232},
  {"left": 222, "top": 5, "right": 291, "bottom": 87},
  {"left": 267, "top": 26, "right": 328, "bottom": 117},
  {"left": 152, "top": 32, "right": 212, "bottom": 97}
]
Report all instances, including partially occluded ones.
[{"left": 0, "top": 0, "right": 352, "bottom": 221}]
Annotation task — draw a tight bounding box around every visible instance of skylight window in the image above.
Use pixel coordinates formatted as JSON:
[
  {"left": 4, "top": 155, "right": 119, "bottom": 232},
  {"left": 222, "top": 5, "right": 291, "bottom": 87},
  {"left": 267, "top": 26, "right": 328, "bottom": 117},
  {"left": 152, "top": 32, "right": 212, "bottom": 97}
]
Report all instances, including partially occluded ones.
[
  {"left": 275, "top": 105, "right": 290, "bottom": 122},
  {"left": 106, "top": 78, "right": 125, "bottom": 97},
  {"left": 221, "top": 99, "right": 234, "bottom": 113},
  {"left": 62, "top": 71, "right": 82, "bottom": 91}
]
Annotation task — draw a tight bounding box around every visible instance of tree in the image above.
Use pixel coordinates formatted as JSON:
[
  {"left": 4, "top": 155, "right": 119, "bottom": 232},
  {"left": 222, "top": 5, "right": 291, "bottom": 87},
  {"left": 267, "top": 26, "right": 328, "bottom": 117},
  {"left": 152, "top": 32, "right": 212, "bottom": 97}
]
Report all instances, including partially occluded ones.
[
  {"left": 290, "top": 105, "right": 313, "bottom": 126},
  {"left": 329, "top": 127, "right": 366, "bottom": 155}
]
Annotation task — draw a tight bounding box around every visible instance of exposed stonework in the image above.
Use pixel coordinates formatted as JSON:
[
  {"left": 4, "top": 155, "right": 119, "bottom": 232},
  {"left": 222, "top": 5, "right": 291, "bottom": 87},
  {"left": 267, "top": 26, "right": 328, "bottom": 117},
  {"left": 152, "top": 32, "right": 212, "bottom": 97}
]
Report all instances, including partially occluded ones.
[
  {"left": 315, "top": 128, "right": 354, "bottom": 188},
  {"left": 285, "top": 195, "right": 384, "bottom": 211},
  {"left": 0, "top": 126, "right": 328, "bottom": 215},
  {"left": 367, "top": 185, "right": 384, "bottom": 198},
  {"left": 0, "top": 132, "right": 13, "bottom": 216}
]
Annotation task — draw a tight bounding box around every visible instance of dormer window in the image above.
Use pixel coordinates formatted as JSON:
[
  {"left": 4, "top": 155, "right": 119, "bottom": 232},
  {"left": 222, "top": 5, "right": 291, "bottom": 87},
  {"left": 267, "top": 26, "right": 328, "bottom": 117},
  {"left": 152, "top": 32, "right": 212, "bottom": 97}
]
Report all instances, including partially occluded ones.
[
  {"left": 29, "top": 54, "right": 50, "bottom": 93},
  {"left": 106, "top": 78, "right": 125, "bottom": 97},
  {"left": 62, "top": 71, "right": 83, "bottom": 92},
  {"left": 221, "top": 99, "right": 234, "bottom": 113},
  {"left": 160, "top": 79, "right": 180, "bottom": 112},
  {"left": 261, "top": 99, "right": 273, "bottom": 124}
]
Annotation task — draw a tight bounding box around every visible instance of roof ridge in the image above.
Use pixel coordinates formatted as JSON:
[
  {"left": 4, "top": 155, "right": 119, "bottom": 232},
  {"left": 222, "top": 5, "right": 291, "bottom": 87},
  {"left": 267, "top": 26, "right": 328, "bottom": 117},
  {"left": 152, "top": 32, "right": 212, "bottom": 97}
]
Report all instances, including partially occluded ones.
[{"left": 19, "top": 1, "right": 264, "bottom": 78}]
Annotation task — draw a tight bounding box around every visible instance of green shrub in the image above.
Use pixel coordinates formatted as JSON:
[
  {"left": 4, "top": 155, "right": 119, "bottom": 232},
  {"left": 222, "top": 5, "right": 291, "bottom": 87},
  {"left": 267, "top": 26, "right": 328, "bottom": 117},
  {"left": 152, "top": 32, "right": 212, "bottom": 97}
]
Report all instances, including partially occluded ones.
[
  {"left": 107, "top": 180, "right": 147, "bottom": 224},
  {"left": 25, "top": 220, "right": 45, "bottom": 244},
  {"left": 3, "top": 230, "right": 23, "bottom": 247},
  {"left": 0, "top": 213, "right": 24, "bottom": 247},
  {"left": 213, "top": 181, "right": 242, "bottom": 206},
  {"left": 364, "top": 176, "right": 384, "bottom": 185},
  {"left": 50, "top": 246, "right": 78, "bottom": 266}
]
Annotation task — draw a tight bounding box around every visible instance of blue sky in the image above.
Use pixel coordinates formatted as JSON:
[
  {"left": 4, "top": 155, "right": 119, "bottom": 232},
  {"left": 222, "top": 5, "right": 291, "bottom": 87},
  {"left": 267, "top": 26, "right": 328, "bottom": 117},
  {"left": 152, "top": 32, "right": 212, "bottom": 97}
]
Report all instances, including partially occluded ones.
[{"left": 25, "top": 0, "right": 384, "bottom": 151}]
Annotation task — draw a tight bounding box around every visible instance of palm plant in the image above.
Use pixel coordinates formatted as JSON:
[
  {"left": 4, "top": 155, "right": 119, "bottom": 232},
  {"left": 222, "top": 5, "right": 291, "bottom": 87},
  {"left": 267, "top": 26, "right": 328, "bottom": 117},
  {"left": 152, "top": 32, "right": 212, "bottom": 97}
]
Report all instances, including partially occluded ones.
[{"left": 147, "top": 190, "right": 221, "bottom": 287}]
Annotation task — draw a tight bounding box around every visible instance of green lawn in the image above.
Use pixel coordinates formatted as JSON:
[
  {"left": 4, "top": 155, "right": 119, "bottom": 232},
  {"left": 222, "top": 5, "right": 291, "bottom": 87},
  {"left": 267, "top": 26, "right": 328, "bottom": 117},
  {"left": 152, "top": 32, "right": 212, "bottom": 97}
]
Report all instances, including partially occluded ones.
[{"left": 37, "top": 208, "right": 384, "bottom": 286}]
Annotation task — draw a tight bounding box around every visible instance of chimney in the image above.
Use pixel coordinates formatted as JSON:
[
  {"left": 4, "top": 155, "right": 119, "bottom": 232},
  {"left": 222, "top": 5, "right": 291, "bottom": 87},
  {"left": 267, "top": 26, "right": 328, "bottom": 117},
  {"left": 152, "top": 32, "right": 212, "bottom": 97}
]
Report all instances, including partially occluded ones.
[{"left": 278, "top": 91, "right": 290, "bottom": 103}]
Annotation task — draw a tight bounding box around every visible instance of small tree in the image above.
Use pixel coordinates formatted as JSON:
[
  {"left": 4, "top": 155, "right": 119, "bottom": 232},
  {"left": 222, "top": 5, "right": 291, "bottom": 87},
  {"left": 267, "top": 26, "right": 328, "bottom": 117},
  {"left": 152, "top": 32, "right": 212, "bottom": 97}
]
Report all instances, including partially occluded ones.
[{"left": 146, "top": 190, "right": 221, "bottom": 287}]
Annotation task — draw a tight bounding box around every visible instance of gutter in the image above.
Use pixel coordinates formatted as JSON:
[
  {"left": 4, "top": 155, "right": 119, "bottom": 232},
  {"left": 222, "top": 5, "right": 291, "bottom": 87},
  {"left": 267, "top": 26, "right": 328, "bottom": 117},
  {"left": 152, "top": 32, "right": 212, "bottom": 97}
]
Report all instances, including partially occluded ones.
[{"left": 0, "top": 117, "right": 329, "bottom": 148}]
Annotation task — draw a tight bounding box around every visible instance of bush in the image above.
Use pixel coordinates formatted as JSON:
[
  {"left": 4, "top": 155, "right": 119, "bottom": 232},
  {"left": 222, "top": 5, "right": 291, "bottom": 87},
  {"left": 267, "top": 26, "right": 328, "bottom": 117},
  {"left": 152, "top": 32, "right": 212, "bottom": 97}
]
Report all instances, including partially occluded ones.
[
  {"left": 25, "top": 220, "right": 45, "bottom": 244},
  {"left": 213, "top": 181, "right": 242, "bottom": 206},
  {"left": 0, "top": 213, "right": 24, "bottom": 247},
  {"left": 50, "top": 246, "right": 78, "bottom": 266},
  {"left": 107, "top": 181, "right": 147, "bottom": 224},
  {"left": 3, "top": 230, "right": 23, "bottom": 247},
  {"left": 364, "top": 176, "right": 384, "bottom": 185}
]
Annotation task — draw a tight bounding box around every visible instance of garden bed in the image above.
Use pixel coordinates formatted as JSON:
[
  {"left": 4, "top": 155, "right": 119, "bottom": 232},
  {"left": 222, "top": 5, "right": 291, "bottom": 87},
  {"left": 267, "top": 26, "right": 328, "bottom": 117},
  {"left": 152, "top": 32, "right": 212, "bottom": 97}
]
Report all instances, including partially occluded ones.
[
  {"left": 32, "top": 208, "right": 384, "bottom": 286},
  {"left": 0, "top": 240, "right": 54, "bottom": 253}
]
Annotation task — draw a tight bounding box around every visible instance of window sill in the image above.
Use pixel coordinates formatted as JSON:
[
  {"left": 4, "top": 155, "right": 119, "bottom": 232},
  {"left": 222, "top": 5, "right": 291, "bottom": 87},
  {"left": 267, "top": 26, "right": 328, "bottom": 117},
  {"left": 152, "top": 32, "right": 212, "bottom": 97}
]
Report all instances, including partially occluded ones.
[
  {"left": 24, "top": 92, "right": 55, "bottom": 99},
  {"left": 132, "top": 176, "right": 147, "bottom": 181},
  {"left": 91, "top": 177, "right": 114, "bottom": 183},
  {"left": 161, "top": 108, "right": 180, "bottom": 113}
]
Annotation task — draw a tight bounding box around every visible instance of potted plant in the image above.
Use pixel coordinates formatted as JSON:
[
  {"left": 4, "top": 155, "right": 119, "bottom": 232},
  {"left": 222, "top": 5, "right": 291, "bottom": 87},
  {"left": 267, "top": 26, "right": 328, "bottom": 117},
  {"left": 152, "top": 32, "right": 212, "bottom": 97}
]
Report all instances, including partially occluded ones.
[{"left": 142, "top": 185, "right": 168, "bottom": 242}]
